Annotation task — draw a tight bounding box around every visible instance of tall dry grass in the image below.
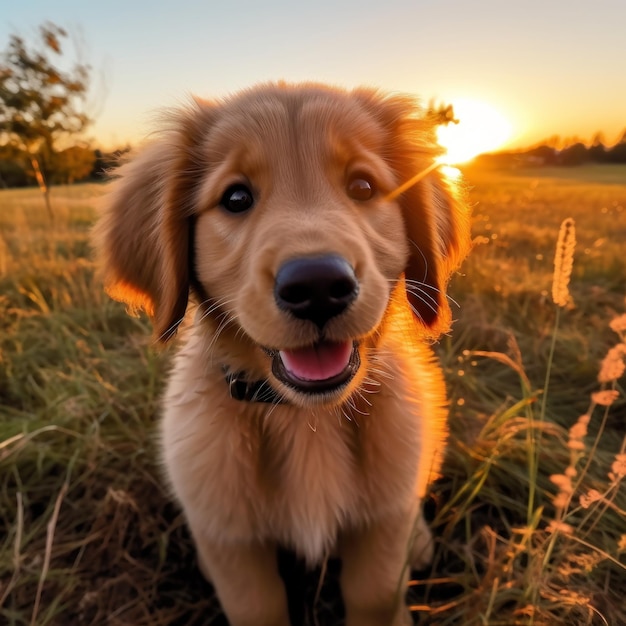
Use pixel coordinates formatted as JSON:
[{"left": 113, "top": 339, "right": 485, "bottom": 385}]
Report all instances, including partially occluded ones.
[{"left": 1, "top": 166, "right": 625, "bottom": 625}]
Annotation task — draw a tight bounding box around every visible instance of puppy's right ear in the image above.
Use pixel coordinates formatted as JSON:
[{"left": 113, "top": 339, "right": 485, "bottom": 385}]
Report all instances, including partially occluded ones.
[{"left": 93, "top": 104, "right": 213, "bottom": 341}]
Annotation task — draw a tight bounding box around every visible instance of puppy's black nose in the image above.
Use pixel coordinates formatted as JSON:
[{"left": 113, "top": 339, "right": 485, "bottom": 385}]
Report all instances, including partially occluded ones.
[{"left": 274, "top": 255, "right": 359, "bottom": 329}]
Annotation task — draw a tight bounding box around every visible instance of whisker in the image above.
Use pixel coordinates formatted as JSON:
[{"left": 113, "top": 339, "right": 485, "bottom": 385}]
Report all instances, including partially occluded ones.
[
  {"left": 156, "top": 316, "right": 186, "bottom": 343},
  {"left": 402, "top": 277, "right": 461, "bottom": 310},
  {"left": 361, "top": 376, "right": 381, "bottom": 388},
  {"left": 404, "top": 288, "right": 438, "bottom": 317},
  {"left": 404, "top": 280, "right": 439, "bottom": 305},
  {"left": 264, "top": 402, "right": 280, "bottom": 420},
  {"left": 354, "top": 389, "right": 373, "bottom": 408},
  {"left": 346, "top": 396, "right": 369, "bottom": 418},
  {"left": 330, "top": 405, "right": 345, "bottom": 426},
  {"left": 367, "top": 366, "right": 395, "bottom": 381},
  {"left": 264, "top": 392, "right": 288, "bottom": 419},
  {"left": 233, "top": 324, "right": 248, "bottom": 343},
  {"left": 342, "top": 407, "right": 358, "bottom": 426},
  {"left": 197, "top": 296, "right": 237, "bottom": 322},
  {"left": 407, "top": 239, "right": 430, "bottom": 284},
  {"left": 249, "top": 380, "right": 272, "bottom": 403},
  {"left": 407, "top": 303, "right": 425, "bottom": 324},
  {"left": 206, "top": 313, "right": 238, "bottom": 355}
]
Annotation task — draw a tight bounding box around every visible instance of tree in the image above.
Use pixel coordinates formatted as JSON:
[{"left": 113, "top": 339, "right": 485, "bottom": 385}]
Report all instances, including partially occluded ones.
[
  {"left": 51, "top": 144, "right": 95, "bottom": 184},
  {"left": 591, "top": 131, "right": 605, "bottom": 147},
  {"left": 0, "top": 22, "right": 91, "bottom": 218},
  {"left": 559, "top": 142, "right": 588, "bottom": 166},
  {"left": 588, "top": 132, "right": 608, "bottom": 163},
  {"left": 607, "top": 130, "right": 626, "bottom": 164}
]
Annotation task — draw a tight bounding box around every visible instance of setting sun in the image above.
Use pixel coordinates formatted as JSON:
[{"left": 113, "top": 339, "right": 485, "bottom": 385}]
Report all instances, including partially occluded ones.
[{"left": 436, "top": 99, "right": 512, "bottom": 164}]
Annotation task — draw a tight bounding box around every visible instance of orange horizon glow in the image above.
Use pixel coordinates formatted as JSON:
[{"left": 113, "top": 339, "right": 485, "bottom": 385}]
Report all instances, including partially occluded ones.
[{"left": 436, "top": 98, "right": 513, "bottom": 165}]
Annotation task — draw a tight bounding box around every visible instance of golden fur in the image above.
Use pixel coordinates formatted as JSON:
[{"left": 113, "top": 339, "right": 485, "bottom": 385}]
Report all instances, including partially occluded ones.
[{"left": 94, "top": 83, "right": 471, "bottom": 626}]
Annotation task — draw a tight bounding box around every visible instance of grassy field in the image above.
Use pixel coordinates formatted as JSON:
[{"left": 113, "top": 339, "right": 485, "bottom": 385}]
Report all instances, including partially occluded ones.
[{"left": 1, "top": 164, "right": 625, "bottom": 625}]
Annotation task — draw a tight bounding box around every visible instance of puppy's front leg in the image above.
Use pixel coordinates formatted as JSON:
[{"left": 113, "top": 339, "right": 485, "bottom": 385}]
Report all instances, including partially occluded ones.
[
  {"left": 193, "top": 533, "right": 291, "bottom": 626},
  {"left": 340, "top": 513, "right": 422, "bottom": 626}
]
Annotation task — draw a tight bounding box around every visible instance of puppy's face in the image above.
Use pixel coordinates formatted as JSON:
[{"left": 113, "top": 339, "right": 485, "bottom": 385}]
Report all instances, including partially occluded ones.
[
  {"left": 96, "top": 84, "right": 470, "bottom": 407},
  {"left": 193, "top": 90, "right": 413, "bottom": 404}
]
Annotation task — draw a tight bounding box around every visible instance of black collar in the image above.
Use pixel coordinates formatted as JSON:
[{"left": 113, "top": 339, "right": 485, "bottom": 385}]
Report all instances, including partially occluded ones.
[
  {"left": 192, "top": 215, "right": 284, "bottom": 406},
  {"left": 224, "top": 369, "right": 287, "bottom": 405}
]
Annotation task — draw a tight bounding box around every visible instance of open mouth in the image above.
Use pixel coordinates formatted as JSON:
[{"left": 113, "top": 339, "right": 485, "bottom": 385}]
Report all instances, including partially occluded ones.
[{"left": 271, "top": 340, "right": 360, "bottom": 394}]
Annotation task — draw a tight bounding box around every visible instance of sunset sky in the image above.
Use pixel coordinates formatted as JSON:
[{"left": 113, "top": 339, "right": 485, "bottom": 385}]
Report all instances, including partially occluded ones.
[{"left": 3, "top": 0, "right": 625, "bottom": 155}]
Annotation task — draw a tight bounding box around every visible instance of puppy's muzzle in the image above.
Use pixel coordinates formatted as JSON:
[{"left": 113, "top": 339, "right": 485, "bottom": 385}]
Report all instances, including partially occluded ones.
[{"left": 274, "top": 254, "right": 359, "bottom": 329}]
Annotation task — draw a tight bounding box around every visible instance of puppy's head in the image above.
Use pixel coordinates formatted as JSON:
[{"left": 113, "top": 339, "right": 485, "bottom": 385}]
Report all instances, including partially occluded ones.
[{"left": 94, "top": 83, "right": 470, "bottom": 405}]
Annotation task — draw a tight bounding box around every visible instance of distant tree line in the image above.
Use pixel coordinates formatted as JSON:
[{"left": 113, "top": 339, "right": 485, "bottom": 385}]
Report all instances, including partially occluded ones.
[
  {"left": 0, "top": 143, "right": 130, "bottom": 188},
  {"left": 481, "top": 130, "right": 626, "bottom": 168}
]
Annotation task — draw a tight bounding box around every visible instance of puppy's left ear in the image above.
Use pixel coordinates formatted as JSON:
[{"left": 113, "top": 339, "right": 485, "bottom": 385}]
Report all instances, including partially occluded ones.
[
  {"left": 401, "top": 168, "right": 471, "bottom": 336},
  {"left": 353, "top": 90, "right": 471, "bottom": 336}
]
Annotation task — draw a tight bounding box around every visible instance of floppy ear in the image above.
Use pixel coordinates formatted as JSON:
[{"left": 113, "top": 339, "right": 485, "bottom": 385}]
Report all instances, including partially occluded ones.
[
  {"left": 93, "top": 103, "right": 213, "bottom": 341},
  {"left": 352, "top": 89, "right": 471, "bottom": 335},
  {"left": 400, "top": 169, "right": 471, "bottom": 336}
]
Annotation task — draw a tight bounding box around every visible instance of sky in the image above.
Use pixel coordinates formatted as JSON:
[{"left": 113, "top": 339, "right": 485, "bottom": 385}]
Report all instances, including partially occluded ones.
[{"left": 2, "top": 0, "right": 626, "bottom": 153}]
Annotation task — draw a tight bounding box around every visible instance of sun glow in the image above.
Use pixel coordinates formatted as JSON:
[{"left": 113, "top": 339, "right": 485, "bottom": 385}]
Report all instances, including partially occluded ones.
[{"left": 436, "top": 99, "right": 512, "bottom": 165}]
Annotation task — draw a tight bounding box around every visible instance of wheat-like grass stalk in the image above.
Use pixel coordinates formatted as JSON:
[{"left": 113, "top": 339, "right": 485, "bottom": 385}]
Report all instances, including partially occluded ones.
[
  {"left": 540, "top": 218, "right": 577, "bottom": 423},
  {"left": 536, "top": 217, "right": 578, "bottom": 523},
  {"left": 551, "top": 217, "right": 576, "bottom": 308}
]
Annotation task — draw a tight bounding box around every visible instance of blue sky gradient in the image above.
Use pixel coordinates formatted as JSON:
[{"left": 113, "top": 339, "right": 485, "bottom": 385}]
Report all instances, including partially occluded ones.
[{"left": 2, "top": 0, "right": 625, "bottom": 149}]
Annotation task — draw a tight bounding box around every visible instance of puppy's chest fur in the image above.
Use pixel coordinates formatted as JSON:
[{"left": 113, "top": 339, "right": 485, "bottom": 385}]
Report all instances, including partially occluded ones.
[{"left": 162, "top": 328, "right": 432, "bottom": 564}]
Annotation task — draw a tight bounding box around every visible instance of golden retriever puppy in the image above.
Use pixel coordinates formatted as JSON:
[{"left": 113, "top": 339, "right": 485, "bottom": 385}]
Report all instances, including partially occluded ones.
[{"left": 95, "top": 83, "right": 470, "bottom": 626}]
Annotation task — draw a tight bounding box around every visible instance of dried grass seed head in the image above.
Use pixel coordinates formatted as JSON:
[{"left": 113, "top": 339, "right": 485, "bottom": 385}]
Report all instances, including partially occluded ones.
[{"left": 552, "top": 217, "right": 576, "bottom": 308}]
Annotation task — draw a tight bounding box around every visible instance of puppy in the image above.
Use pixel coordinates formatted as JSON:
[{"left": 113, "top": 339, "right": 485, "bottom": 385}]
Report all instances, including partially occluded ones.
[{"left": 95, "top": 83, "right": 470, "bottom": 626}]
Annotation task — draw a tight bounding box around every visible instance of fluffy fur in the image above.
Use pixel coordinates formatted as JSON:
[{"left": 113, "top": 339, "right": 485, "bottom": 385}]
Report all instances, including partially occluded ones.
[{"left": 94, "top": 83, "right": 471, "bottom": 626}]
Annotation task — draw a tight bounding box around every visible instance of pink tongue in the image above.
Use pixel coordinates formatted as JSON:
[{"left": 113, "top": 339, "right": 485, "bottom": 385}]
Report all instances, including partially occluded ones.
[{"left": 279, "top": 341, "right": 353, "bottom": 382}]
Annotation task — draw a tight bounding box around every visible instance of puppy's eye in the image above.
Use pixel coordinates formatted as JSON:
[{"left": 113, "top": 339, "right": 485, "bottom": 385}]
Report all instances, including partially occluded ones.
[
  {"left": 220, "top": 184, "right": 255, "bottom": 213},
  {"left": 346, "top": 176, "right": 375, "bottom": 201}
]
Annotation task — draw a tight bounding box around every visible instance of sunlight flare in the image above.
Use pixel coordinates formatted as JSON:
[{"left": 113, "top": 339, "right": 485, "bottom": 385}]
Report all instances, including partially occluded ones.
[{"left": 436, "top": 98, "right": 512, "bottom": 164}]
